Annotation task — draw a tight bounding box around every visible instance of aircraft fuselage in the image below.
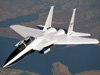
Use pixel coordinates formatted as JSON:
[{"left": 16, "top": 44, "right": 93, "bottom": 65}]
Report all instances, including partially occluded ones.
[{"left": 3, "top": 28, "right": 67, "bottom": 68}]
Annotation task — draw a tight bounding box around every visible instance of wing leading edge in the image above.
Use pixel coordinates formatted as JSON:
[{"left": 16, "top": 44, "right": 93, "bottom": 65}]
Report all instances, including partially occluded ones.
[{"left": 10, "top": 25, "right": 43, "bottom": 38}]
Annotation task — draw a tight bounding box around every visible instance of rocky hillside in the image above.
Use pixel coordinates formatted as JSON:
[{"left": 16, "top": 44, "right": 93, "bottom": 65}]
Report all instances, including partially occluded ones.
[
  {"left": 52, "top": 62, "right": 100, "bottom": 75},
  {"left": 0, "top": 0, "right": 100, "bottom": 42},
  {"left": 52, "top": 62, "right": 71, "bottom": 75},
  {"left": 0, "top": 68, "right": 39, "bottom": 75}
]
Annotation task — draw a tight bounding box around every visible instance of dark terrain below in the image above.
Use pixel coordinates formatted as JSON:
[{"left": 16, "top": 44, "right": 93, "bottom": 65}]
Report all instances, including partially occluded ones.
[{"left": 0, "top": 0, "right": 100, "bottom": 75}]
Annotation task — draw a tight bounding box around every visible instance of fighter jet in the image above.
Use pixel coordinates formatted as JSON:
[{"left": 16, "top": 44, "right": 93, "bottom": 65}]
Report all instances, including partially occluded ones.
[{"left": 3, "top": 6, "right": 99, "bottom": 68}]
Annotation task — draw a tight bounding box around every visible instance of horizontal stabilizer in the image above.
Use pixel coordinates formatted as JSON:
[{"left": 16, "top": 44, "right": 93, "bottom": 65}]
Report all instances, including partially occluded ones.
[
  {"left": 72, "top": 31, "right": 91, "bottom": 36},
  {"left": 37, "top": 25, "right": 44, "bottom": 30}
]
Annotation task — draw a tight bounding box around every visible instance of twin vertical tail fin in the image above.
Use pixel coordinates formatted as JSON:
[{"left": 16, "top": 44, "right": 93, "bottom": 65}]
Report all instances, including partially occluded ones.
[
  {"left": 67, "top": 8, "right": 76, "bottom": 35},
  {"left": 43, "top": 6, "right": 76, "bottom": 33},
  {"left": 43, "top": 6, "right": 54, "bottom": 31}
]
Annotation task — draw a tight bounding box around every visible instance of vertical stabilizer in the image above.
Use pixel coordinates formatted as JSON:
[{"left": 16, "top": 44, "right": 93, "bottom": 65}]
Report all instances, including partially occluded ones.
[
  {"left": 43, "top": 6, "right": 54, "bottom": 31},
  {"left": 67, "top": 8, "right": 76, "bottom": 35}
]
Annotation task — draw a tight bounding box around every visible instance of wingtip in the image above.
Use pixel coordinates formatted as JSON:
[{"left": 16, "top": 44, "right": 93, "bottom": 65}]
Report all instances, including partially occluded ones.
[
  {"left": 96, "top": 40, "right": 99, "bottom": 44},
  {"left": 51, "top": 6, "right": 54, "bottom": 8},
  {"left": 93, "top": 39, "right": 99, "bottom": 44},
  {"left": 73, "top": 8, "right": 76, "bottom": 11},
  {"left": 10, "top": 25, "right": 14, "bottom": 28},
  {"left": 10, "top": 24, "right": 21, "bottom": 28}
]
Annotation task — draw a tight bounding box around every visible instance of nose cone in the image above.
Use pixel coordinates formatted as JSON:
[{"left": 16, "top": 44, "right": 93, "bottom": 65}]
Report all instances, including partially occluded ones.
[
  {"left": 3, "top": 47, "right": 35, "bottom": 68},
  {"left": 3, "top": 47, "right": 24, "bottom": 68}
]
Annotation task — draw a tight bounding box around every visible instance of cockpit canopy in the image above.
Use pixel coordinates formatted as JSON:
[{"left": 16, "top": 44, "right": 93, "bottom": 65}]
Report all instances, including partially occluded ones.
[
  {"left": 16, "top": 36, "right": 35, "bottom": 47},
  {"left": 4, "top": 36, "right": 35, "bottom": 67},
  {"left": 24, "top": 36, "right": 35, "bottom": 46}
]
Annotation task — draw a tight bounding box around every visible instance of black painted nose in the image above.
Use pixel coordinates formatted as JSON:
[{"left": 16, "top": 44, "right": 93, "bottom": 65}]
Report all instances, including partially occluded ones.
[{"left": 3, "top": 47, "right": 35, "bottom": 68}]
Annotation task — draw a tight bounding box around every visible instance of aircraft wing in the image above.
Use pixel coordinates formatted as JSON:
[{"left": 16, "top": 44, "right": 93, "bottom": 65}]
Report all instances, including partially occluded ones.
[
  {"left": 10, "top": 25, "right": 43, "bottom": 38},
  {"left": 54, "top": 35, "right": 99, "bottom": 44}
]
